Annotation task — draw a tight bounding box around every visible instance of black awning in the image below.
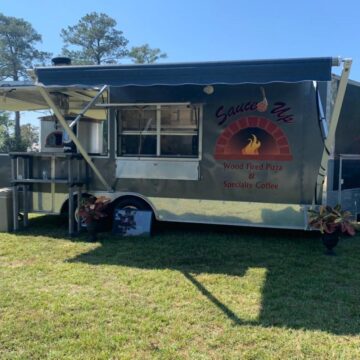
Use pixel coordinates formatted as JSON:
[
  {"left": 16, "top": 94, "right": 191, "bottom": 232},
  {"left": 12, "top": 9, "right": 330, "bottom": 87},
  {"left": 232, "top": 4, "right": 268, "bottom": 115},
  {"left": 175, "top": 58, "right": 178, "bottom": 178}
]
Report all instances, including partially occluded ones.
[{"left": 35, "top": 57, "right": 334, "bottom": 87}]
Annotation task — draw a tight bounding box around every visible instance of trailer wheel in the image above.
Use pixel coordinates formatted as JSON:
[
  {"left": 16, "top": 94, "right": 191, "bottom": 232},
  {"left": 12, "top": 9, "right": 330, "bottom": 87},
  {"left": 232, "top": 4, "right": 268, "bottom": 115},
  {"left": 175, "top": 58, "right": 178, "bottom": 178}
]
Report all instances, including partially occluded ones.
[{"left": 112, "top": 197, "right": 152, "bottom": 212}]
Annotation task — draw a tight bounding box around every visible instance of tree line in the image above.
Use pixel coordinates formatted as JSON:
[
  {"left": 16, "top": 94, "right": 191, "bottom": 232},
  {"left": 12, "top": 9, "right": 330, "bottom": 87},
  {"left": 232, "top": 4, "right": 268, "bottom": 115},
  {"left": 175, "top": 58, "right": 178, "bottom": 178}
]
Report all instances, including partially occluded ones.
[{"left": 0, "top": 11, "right": 167, "bottom": 152}]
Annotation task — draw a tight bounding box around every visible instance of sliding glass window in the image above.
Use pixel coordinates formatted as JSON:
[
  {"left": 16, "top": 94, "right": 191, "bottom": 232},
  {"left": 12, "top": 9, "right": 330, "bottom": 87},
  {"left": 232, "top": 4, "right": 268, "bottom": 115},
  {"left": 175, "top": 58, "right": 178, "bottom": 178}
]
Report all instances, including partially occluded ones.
[{"left": 117, "top": 104, "right": 200, "bottom": 158}]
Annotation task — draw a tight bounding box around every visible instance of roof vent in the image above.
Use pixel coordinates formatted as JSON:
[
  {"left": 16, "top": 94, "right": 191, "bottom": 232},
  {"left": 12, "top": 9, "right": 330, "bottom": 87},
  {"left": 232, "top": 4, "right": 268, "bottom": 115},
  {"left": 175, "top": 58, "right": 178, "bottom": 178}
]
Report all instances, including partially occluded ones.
[{"left": 51, "top": 57, "right": 72, "bottom": 66}]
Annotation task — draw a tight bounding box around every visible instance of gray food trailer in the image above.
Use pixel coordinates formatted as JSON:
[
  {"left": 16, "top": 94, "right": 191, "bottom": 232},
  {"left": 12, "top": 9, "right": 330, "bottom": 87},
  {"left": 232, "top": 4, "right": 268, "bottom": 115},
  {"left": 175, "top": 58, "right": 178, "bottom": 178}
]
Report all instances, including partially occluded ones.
[{"left": 0, "top": 56, "right": 357, "bottom": 234}]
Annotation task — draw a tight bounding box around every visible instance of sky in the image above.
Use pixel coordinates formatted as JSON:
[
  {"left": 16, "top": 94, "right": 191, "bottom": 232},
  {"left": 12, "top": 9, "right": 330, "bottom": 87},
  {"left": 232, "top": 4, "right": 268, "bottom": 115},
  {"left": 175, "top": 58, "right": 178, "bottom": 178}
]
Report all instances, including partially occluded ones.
[{"left": 1, "top": 0, "right": 360, "bottom": 124}]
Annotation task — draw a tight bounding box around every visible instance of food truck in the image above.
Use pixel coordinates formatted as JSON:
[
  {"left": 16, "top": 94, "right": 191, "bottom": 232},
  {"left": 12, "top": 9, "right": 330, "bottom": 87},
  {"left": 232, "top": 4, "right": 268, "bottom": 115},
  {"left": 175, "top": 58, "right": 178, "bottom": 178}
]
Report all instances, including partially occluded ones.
[{"left": 0, "top": 56, "right": 356, "bottom": 234}]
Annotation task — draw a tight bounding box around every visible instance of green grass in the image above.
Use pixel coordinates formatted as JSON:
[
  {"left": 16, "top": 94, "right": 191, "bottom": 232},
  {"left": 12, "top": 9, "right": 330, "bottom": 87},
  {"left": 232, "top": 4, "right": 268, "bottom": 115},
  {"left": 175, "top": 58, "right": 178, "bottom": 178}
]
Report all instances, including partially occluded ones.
[{"left": 1, "top": 216, "right": 360, "bottom": 359}]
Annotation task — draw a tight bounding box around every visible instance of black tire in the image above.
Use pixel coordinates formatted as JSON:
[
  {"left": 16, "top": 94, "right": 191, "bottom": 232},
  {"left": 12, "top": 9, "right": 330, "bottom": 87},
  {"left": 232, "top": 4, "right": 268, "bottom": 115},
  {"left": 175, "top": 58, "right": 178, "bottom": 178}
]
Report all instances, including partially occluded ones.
[{"left": 112, "top": 197, "right": 151, "bottom": 212}]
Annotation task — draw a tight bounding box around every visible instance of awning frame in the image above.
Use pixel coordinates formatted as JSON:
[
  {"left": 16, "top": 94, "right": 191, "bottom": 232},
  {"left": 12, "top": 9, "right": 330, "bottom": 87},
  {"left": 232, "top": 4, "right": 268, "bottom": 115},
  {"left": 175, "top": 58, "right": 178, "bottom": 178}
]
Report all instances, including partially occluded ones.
[
  {"left": 36, "top": 83, "right": 113, "bottom": 192},
  {"left": 315, "top": 58, "right": 352, "bottom": 204}
]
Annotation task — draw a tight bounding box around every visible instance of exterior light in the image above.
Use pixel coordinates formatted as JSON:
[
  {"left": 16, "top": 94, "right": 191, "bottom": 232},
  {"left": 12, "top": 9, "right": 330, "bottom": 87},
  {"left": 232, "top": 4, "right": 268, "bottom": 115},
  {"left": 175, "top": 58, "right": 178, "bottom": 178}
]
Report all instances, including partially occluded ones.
[{"left": 203, "top": 85, "right": 214, "bottom": 95}]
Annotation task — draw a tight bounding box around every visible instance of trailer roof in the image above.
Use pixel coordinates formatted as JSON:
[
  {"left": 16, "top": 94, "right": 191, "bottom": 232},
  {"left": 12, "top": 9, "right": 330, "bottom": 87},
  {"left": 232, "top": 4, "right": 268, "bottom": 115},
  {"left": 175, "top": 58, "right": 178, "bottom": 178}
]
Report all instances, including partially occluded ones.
[{"left": 34, "top": 57, "right": 334, "bottom": 87}]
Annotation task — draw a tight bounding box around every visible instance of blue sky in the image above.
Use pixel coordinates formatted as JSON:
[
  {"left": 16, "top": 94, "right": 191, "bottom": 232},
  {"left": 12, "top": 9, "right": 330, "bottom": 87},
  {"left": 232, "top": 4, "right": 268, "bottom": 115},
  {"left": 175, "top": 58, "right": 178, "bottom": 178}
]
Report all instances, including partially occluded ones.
[
  {"left": 2, "top": 0, "right": 359, "bottom": 74},
  {"left": 1, "top": 0, "right": 360, "bottom": 123}
]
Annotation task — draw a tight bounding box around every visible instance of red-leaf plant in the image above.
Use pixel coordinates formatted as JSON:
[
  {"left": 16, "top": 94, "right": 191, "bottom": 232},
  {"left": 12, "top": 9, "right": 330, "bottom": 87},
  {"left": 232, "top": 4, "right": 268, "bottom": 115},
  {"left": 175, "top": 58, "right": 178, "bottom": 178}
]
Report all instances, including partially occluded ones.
[
  {"left": 78, "top": 196, "right": 111, "bottom": 225},
  {"left": 308, "top": 204, "right": 357, "bottom": 236}
]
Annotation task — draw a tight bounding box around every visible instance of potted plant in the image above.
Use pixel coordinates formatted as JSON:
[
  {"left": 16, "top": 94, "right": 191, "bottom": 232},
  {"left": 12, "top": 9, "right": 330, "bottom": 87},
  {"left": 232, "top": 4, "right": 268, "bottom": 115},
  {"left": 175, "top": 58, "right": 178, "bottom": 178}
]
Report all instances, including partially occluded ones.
[
  {"left": 308, "top": 204, "right": 357, "bottom": 255},
  {"left": 78, "top": 196, "right": 111, "bottom": 242}
]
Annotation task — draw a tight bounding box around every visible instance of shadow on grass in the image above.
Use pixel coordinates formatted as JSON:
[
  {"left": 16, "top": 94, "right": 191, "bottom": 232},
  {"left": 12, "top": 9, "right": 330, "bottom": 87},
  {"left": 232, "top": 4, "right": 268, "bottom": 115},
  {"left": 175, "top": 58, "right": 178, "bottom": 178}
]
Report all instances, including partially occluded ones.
[
  {"left": 19, "top": 215, "right": 360, "bottom": 335},
  {"left": 16, "top": 214, "right": 72, "bottom": 239}
]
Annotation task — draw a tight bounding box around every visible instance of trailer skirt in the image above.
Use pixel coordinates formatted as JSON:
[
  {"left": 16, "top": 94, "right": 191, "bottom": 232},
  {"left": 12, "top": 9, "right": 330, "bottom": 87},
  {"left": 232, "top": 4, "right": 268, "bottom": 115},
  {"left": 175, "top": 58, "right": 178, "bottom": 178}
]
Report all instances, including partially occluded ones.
[{"left": 148, "top": 197, "right": 308, "bottom": 230}]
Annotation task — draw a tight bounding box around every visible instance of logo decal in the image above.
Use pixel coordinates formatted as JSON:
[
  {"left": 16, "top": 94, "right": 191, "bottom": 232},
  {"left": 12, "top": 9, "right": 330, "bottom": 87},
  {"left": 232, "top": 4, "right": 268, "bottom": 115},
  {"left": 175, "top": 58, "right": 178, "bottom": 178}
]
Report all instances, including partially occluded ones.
[{"left": 214, "top": 116, "right": 292, "bottom": 161}]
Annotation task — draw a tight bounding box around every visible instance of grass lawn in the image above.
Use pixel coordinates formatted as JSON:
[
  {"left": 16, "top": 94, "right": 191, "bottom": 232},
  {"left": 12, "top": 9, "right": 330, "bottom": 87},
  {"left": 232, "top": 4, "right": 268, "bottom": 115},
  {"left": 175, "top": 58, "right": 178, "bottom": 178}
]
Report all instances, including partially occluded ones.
[{"left": 1, "top": 215, "right": 360, "bottom": 359}]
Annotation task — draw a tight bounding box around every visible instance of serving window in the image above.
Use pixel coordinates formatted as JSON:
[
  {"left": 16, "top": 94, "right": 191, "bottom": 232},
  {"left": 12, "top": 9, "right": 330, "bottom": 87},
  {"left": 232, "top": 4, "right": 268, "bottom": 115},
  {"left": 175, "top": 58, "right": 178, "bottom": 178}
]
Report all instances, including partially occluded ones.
[{"left": 117, "top": 104, "right": 200, "bottom": 158}]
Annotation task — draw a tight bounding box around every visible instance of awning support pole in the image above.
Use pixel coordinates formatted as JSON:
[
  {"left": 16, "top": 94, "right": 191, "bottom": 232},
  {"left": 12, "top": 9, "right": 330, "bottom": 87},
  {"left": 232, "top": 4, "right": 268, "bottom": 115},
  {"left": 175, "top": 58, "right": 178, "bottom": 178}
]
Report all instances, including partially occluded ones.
[
  {"left": 69, "top": 85, "right": 108, "bottom": 128},
  {"left": 37, "top": 84, "right": 113, "bottom": 192},
  {"left": 316, "top": 58, "right": 352, "bottom": 204}
]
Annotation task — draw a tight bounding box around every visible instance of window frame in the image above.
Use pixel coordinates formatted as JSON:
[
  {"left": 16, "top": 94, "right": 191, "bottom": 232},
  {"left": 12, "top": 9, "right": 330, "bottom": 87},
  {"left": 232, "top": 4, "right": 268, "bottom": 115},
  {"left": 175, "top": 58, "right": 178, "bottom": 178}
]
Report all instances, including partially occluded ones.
[{"left": 115, "top": 103, "right": 203, "bottom": 161}]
